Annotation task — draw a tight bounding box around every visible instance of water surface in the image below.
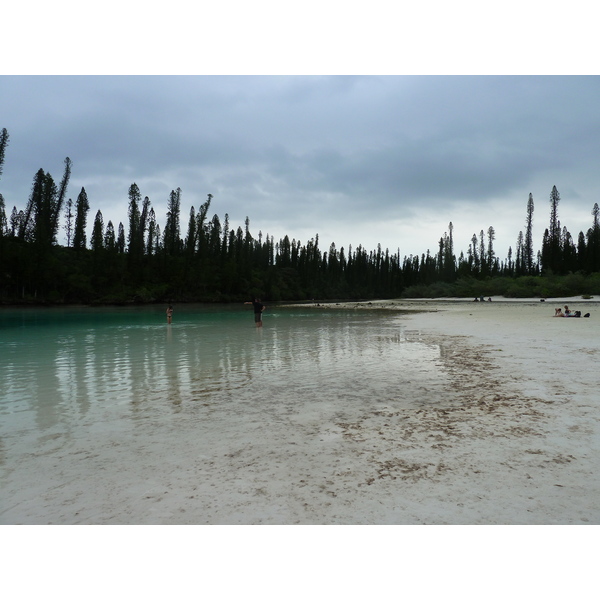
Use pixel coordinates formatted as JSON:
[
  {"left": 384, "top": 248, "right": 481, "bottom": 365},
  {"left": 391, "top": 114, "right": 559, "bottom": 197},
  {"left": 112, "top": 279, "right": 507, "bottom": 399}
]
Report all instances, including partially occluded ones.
[{"left": 0, "top": 304, "right": 447, "bottom": 523}]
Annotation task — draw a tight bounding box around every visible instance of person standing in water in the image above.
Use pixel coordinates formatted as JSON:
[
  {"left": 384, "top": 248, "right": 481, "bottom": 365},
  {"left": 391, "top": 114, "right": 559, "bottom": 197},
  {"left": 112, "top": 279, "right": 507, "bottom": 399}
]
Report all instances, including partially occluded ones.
[
  {"left": 244, "top": 298, "right": 265, "bottom": 327},
  {"left": 166, "top": 305, "right": 173, "bottom": 324}
]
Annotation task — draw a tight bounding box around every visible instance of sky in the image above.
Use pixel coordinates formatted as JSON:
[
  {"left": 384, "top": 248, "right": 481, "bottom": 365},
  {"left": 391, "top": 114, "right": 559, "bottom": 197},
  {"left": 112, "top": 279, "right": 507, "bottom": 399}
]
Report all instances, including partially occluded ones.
[{"left": 2, "top": 5, "right": 600, "bottom": 266}]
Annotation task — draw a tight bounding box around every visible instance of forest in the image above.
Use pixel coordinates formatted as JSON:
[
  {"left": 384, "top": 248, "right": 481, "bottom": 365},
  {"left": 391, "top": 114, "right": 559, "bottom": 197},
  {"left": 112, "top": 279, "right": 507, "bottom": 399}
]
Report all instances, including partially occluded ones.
[{"left": 1, "top": 127, "right": 600, "bottom": 305}]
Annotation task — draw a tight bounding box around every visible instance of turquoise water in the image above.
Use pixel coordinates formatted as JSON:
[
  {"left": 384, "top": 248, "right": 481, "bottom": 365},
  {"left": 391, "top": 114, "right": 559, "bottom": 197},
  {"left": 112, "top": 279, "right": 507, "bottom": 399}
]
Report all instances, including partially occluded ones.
[
  {"left": 0, "top": 304, "right": 447, "bottom": 523},
  {"left": 0, "top": 304, "right": 442, "bottom": 422}
]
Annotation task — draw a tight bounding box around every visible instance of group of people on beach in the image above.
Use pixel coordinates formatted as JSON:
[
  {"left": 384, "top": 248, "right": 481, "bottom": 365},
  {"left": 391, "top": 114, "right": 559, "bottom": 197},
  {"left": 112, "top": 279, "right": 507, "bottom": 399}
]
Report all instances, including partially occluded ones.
[
  {"left": 165, "top": 298, "right": 266, "bottom": 327},
  {"left": 554, "top": 304, "right": 589, "bottom": 318}
]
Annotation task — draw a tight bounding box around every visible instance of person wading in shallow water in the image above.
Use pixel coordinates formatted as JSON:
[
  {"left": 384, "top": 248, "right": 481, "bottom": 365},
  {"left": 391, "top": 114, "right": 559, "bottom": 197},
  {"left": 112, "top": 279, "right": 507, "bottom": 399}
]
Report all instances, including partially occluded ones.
[
  {"left": 244, "top": 298, "right": 265, "bottom": 328},
  {"left": 166, "top": 305, "right": 173, "bottom": 324}
]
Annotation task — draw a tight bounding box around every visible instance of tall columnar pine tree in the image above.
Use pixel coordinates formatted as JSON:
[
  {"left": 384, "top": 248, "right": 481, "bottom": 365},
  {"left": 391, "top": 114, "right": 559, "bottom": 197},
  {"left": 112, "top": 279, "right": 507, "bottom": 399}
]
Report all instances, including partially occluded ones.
[
  {"left": 64, "top": 198, "right": 74, "bottom": 247},
  {"left": 524, "top": 192, "right": 534, "bottom": 274},
  {"left": 221, "top": 213, "right": 229, "bottom": 258},
  {"left": 9, "top": 207, "right": 21, "bottom": 237},
  {"left": 91, "top": 210, "right": 104, "bottom": 252},
  {"left": 515, "top": 231, "right": 524, "bottom": 275},
  {"left": 185, "top": 206, "right": 197, "bottom": 254},
  {"left": 195, "top": 193, "right": 212, "bottom": 258},
  {"left": 478, "top": 229, "right": 486, "bottom": 276},
  {"left": 487, "top": 226, "right": 496, "bottom": 273},
  {"left": 470, "top": 232, "right": 479, "bottom": 272},
  {"left": 104, "top": 220, "right": 116, "bottom": 251},
  {"left": 51, "top": 157, "right": 72, "bottom": 239},
  {"left": 139, "top": 196, "right": 151, "bottom": 253},
  {"left": 0, "top": 194, "right": 6, "bottom": 239},
  {"left": 0, "top": 128, "right": 9, "bottom": 180},
  {"left": 146, "top": 208, "right": 157, "bottom": 254},
  {"left": 577, "top": 231, "right": 587, "bottom": 271},
  {"left": 163, "top": 188, "right": 182, "bottom": 256},
  {"left": 127, "top": 183, "right": 141, "bottom": 254},
  {"left": 542, "top": 185, "right": 562, "bottom": 273},
  {"left": 73, "top": 187, "right": 90, "bottom": 250},
  {"left": 117, "top": 223, "right": 126, "bottom": 253}
]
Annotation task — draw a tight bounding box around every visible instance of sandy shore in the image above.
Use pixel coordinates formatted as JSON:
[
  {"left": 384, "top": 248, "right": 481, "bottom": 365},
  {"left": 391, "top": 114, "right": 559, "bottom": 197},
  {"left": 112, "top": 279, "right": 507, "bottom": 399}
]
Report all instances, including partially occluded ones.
[
  {"left": 299, "top": 296, "right": 600, "bottom": 524},
  {"left": 3, "top": 297, "right": 598, "bottom": 526}
]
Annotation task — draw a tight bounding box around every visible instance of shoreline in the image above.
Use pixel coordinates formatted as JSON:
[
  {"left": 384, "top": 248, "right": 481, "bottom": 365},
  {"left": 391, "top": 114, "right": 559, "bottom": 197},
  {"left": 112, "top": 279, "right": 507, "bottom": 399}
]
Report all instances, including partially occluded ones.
[
  {"left": 2, "top": 300, "right": 598, "bottom": 525},
  {"left": 277, "top": 298, "right": 600, "bottom": 524}
]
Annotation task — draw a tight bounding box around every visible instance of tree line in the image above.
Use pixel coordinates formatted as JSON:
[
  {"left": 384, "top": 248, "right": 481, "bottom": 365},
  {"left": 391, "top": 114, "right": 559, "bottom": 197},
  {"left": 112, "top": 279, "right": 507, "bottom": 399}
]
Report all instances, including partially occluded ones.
[{"left": 1, "top": 128, "right": 600, "bottom": 304}]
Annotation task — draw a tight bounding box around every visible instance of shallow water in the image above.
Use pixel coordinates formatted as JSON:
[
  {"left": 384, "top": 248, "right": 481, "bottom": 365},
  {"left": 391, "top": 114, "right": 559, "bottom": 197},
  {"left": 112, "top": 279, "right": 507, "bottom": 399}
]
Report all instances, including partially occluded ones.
[{"left": 1, "top": 304, "right": 451, "bottom": 522}]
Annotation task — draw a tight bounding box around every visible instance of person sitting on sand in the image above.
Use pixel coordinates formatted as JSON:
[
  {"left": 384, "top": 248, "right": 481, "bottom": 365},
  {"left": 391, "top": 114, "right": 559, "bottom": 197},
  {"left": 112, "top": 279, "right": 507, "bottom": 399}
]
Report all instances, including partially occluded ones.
[
  {"left": 564, "top": 305, "right": 571, "bottom": 316},
  {"left": 554, "top": 308, "right": 564, "bottom": 317}
]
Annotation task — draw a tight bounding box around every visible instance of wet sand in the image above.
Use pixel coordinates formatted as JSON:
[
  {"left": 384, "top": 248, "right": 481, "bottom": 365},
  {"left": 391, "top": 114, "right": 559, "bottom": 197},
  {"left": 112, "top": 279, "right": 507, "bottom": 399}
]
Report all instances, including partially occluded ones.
[
  {"left": 263, "top": 297, "right": 599, "bottom": 524},
  {"left": 345, "top": 297, "right": 600, "bottom": 524}
]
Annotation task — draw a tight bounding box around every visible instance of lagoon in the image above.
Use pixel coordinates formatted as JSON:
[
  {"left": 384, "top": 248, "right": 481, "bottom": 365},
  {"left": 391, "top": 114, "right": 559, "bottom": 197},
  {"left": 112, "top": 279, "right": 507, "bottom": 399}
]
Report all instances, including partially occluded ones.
[{"left": 1, "top": 304, "right": 445, "bottom": 524}]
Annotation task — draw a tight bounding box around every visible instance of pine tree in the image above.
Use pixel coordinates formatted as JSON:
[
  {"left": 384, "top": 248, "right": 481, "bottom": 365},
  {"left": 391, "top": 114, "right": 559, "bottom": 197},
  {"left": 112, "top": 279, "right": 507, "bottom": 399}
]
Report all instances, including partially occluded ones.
[
  {"left": 146, "top": 208, "right": 157, "bottom": 255},
  {"left": 73, "top": 187, "right": 90, "bottom": 250},
  {"left": 91, "top": 210, "right": 104, "bottom": 252},
  {"left": 10, "top": 206, "right": 21, "bottom": 237},
  {"left": 163, "top": 188, "right": 182, "bottom": 255},
  {"left": 0, "top": 194, "right": 6, "bottom": 238},
  {"left": 185, "top": 206, "right": 197, "bottom": 254},
  {"left": 470, "top": 233, "right": 479, "bottom": 273},
  {"left": 104, "top": 220, "right": 116, "bottom": 251},
  {"left": 442, "top": 222, "right": 456, "bottom": 280},
  {"left": 127, "top": 183, "right": 142, "bottom": 254},
  {"left": 524, "top": 193, "right": 534, "bottom": 274},
  {"left": 139, "top": 196, "right": 151, "bottom": 253},
  {"left": 64, "top": 198, "right": 74, "bottom": 247},
  {"left": 576, "top": 231, "right": 586, "bottom": 271},
  {"left": 0, "top": 128, "right": 8, "bottom": 180},
  {"left": 50, "top": 157, "right": 72, "bottom": 239},
  {"left": 549, "top": 185, "right": 560, "bottom": 239},
  {"left": 222, "top": 213, "right": 230, "bottom": 258},
  {"left": 117, "top": 223, "right": 126, "bottom": 253},
  {"left": 487, "top": 226, "right": 496, "bottom": 273},
  {"left": 542, "top": 185, "right": 562, "bottom": 273},
  {"left": 195, "top": 193, "right": 213, "bottom": 258},
  {"left": 515, "top": 231, "right": 524, "bottom": 275},
  {"left": 209, "top": 214, "right": 222, "bottom": 256}
]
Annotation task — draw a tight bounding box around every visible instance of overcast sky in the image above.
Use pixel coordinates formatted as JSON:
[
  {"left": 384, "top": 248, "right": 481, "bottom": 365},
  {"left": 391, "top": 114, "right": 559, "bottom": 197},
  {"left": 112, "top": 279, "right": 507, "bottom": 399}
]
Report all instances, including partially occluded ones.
[{"left": 2, "top": 6, "right": 599, "bottom": 264}]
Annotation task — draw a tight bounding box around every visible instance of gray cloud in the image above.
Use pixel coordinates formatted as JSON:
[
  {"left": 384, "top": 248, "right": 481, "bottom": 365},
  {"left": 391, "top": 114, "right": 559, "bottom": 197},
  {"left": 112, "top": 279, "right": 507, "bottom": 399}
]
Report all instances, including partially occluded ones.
[{"left": 1, "top": 75, "right": 599, "bottom": 259}]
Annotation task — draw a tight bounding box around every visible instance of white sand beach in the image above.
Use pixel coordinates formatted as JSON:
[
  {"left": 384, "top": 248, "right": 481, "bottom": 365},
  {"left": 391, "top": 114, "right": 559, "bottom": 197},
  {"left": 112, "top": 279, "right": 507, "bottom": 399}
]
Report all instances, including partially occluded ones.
[
  {"left": 3, "top": 297, "right": 598, "bottom": 527},
  {"left": 356, "top": 297, "right": 600, "bottom": 524},
  {"left": 238, "top": 296, "right": 599, "bottom": 525}
]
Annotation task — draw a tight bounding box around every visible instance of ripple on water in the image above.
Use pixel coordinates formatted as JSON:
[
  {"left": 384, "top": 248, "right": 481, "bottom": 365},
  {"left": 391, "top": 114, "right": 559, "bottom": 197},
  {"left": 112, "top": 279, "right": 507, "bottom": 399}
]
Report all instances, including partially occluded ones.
[{"left": 0, "top": 307, "right": 450, "bottom": 468}]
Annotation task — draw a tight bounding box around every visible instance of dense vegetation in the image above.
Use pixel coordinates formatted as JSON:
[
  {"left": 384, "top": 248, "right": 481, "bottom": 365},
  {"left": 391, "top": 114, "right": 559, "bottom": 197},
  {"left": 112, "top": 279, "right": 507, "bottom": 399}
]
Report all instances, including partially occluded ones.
[{"left": 1, "top": 128, "right": 600, "bottom": 305}]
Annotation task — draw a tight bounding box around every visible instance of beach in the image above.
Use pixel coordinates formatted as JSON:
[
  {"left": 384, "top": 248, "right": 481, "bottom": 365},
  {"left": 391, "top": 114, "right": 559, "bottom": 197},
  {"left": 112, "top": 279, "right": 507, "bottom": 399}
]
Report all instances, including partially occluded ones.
[
  {"left": 199, "top": 297, "right": 599, "bottom": 525},
  {"left": 352, "top": 297, "right": 600, "bottom": 524},
  {"left": 2, "top": 298, "right": 598, "bottom": 526}
]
